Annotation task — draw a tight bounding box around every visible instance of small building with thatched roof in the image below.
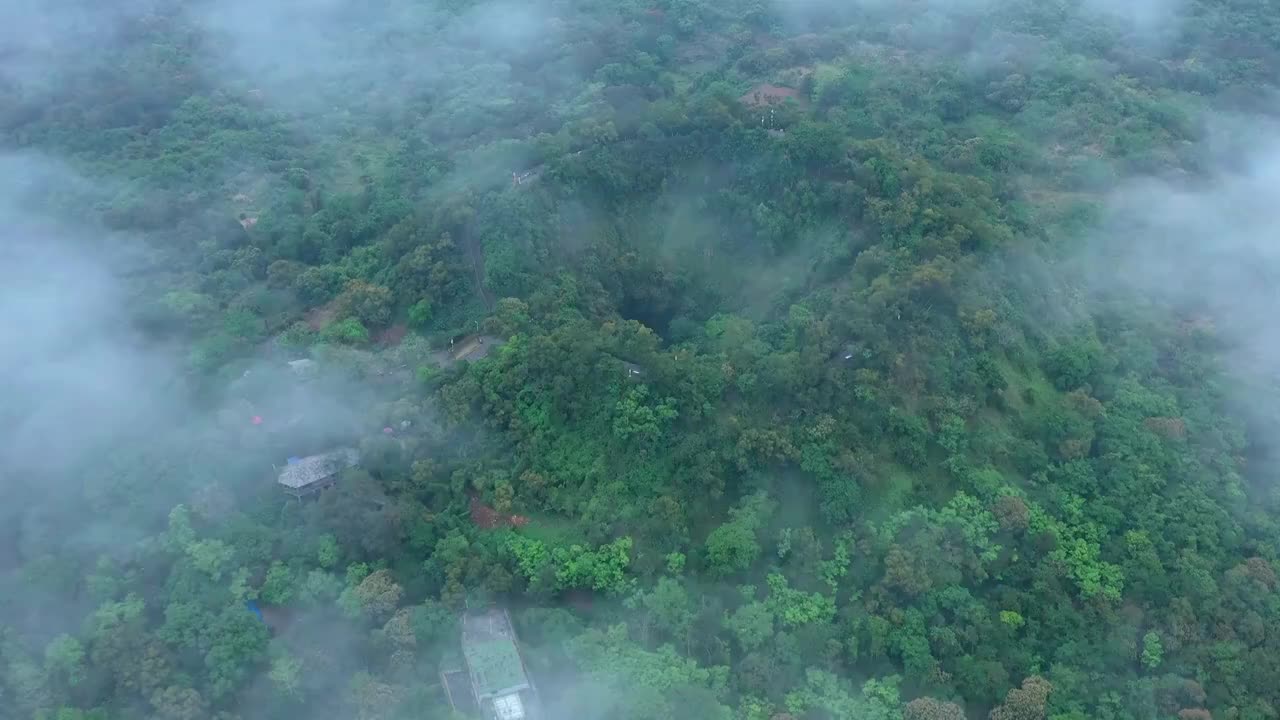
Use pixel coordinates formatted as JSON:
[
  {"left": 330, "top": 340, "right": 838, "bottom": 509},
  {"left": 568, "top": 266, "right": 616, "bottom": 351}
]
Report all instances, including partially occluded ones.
[{"left": 277, "top": 448, "right": 359, "bottom": 498}]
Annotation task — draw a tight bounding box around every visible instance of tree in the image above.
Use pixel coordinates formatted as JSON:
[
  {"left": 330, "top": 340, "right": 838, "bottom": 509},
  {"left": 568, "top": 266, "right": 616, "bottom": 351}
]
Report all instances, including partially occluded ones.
[
  {"left": 785, "top": 669, "right": 902, "bottom": 720},
  {"left": 408, "top": 298, "right": 433, "bottom": 329},
  {"left": 187, "top": 540, "right": 234, "bottom": 581},
  {"left": 411, "top": 600, "right": 458, "bottom": 647},
  {"left": 632, "top": 577, "right": 694, "bottom": 647},
  {"left": 321, "top": 317, "right": 370, "bottom": 345},
  {"left": 725, "top": 600, "right": 775, "bottom": 652},
  {"left": 86, "top": 595, "right": 148, "bottom": 693},
  {"left": 999, "top": 611, "right": 1025, "bottom": 630},
  {"left": 564, "top": 624, "right": 732, "bottom": 720},
  {"left": 43, "top": 636, "right": 85, "bottom": 688},
  {"left": 148, "top": 686, "right": 208, "bottom": 720},
  {"left": 295, "top": 265, "right": 348, "bottom": 305},
  {"left": 992, "top": 496, "right": 1030, "bottom": 532},
  {"left": 269, "top": 653, "right": 303, "bottom": 698},
  {"left": 1141, "top": 632, "right": 1163, "bottom": 670},
  {"left": 765, "top": 574, "right": 835, "bottom": 628},
  {"left": 350, "top": 671, "right": 403, "bottom": 720},
  {"left": 316, "top": 534, "right": 340, "bottom": 569},
  {"left": 990, "top": 677, "right": 1052, "bottom": 720},
  {"left": 298, "top": 569, "right": 344, "bottom": 605},
  {"left": 705, "top": 521, "right": 761, "bottom": 578},
  {"left": 1045, "top": 337, "right": 1101, "bottom": 391},
  {"left": 553, "top": 538, "right": 634, "bottom": 595},
  {"left": 705, "top": 492, "right": 776, "bottom": 577},
  {"left": 259, "top": 561, "right": 295, "bottom": 605},
  {"left": 347, "top": 569, "right": 404, "bottom": 622},
  {"left": 905, "top": 697, "right": 967, "bottom": 720},
  {"left": 613, "top": 386, "right": 679, "bottom": 443},
  {"left": 336, "top": 280, "right": 394, "bottom": 328},
  {"left": 202, "top": 605, "right": 269, "bottom": 699}
]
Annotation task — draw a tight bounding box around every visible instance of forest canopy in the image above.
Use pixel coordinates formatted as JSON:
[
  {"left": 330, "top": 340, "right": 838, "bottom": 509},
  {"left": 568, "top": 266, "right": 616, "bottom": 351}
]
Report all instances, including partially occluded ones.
[{"left": 3, "top": 0, "right": 1280, "bottom": 719}]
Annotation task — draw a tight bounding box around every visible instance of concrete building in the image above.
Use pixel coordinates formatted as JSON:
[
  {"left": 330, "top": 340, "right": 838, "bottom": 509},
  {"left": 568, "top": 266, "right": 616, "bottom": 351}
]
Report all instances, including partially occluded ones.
[{"left": 441, "top": 608, "right": 541, "bottom": 720}]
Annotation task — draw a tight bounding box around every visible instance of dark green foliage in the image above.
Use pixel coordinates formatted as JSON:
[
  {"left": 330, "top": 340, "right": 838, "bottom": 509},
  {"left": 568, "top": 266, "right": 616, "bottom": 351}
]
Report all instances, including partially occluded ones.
[{"left": 4, "top": 1, "right": 1280, "bottom": 720}]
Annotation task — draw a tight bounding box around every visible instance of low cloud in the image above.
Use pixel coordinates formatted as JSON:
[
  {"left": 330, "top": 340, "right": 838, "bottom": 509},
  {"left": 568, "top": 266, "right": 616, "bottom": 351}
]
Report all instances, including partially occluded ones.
[
  {"left": 770, "top": 0, "right": 1188, "bottom": 49},
  {"left": 1085, "top": 113, "right": 1280, "bottom": 380}
]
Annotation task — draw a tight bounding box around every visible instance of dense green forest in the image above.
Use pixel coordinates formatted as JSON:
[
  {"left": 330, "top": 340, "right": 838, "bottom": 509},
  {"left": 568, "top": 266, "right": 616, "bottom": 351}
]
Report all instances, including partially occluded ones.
[{"left": 3, "top": 0, "right": 1280, "bottom": 718}]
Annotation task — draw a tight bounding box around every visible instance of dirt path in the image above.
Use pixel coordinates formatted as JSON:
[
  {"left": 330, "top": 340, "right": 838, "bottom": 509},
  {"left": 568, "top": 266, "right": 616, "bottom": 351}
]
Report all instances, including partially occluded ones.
[
  {"left": 464, "top": 233, "right": 495, "bottom": 311},
  {"left": 430, "top": 334, "right": 503, "bottom": 368}
]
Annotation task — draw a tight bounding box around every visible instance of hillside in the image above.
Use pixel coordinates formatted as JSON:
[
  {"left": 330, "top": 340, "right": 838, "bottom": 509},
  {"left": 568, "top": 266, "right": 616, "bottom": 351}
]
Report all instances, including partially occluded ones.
[{"left": 2, "top": 1, "right": 1280, "bottom": 720}]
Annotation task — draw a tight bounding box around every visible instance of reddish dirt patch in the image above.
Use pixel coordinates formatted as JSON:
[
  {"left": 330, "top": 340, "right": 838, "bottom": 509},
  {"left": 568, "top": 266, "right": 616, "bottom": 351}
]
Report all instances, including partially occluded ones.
[
  {"left": 469, "top": 496, "right": 529, "bottom": 530},
  {"left": 377, "top": 323, "right": 408, "bottom": 347},
  {"left": 470, "top": 497, "right": 502, "bottom": 529},
  {"left": 464, "top": 234, "right": 496, "bottom": 310},
  {"left": 739, "top": 83, "right": 800, "bottom": 108},
  {"left": 306, "top": 302, "right": 338, "bottom": 331},
  {"left": 259, "top": 605, "right": 295, "bottom": 635}
]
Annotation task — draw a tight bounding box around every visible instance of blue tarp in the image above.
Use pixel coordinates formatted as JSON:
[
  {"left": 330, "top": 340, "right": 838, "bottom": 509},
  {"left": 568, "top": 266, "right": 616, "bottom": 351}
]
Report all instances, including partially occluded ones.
[{"left": 245, "top": 600, "right": 265, "bottom": 623}]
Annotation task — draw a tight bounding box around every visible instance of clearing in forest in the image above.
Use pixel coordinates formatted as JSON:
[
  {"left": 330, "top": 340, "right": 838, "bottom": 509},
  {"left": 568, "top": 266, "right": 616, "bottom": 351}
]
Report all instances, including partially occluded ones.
[
  {"left": 305, "top": 301, "right": 339, "bottom": 331},
  {"left": 434, "top": 334, "right": 503, "bottom": 366},
  {"left": 465, "top": 234, "right": 496, "bottom": 311},
  {"left": 376, "top": 323, "right": 408, "bottom": 347},
  {"left": 738, "top": 83, "right": 802, "bottom": 108}
]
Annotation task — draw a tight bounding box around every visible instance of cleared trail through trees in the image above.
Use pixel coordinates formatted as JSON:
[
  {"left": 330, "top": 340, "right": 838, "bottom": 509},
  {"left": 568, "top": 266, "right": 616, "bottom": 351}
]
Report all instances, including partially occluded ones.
[{"left": 465, "top": 231, "right": 495, "bottom": 311}]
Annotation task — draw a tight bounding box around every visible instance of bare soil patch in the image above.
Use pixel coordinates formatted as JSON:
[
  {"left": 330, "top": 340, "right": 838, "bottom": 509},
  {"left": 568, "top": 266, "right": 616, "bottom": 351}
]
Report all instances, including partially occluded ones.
[{"left": 739, "top": 83, "right": 801, "bottom": 108}]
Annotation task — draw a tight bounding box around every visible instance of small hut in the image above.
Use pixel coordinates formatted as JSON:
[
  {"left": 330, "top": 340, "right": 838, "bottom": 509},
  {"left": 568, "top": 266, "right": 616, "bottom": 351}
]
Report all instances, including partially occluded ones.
[{"left": 276, "top": 448, "right": 359, "bottom": 498}]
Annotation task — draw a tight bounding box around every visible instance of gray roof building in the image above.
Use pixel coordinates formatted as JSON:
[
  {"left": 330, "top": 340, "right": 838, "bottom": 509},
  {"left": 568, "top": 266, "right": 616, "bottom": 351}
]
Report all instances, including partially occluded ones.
[
  {"left": 277, "top": 448, "right": 359, "bottom": 497},
  {"left": 442, "top": 608, "right": 541, "bottom": 720}
]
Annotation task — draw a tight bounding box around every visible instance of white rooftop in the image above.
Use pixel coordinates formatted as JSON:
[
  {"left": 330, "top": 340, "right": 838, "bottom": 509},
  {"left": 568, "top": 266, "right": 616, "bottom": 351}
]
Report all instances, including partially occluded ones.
[{"left": 493, "top": 692, "right": 525, "bottom": 720}]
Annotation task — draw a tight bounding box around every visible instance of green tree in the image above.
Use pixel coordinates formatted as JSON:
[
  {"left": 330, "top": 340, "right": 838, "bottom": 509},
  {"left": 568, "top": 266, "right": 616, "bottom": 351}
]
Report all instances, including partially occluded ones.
[
  {"left": 259, "top": 561, "right": 295, "bottom": 605},
  {"left": 43, "top": 636, "right": 84, "bottom": 688},
  {"left": 724, "top": 600, "right": 774, "bottom": 652},
  {"left": 705, "top": 492, "right": 775, "bottom": 577},
  {"left": 202, "top": 605, "right": 269, "bottom": 700},
  {"left": 632, "top": 577, "right": 694, "bottom": 647},
  {"left": 269, "top": 652, "right": 303, "bottom": 698},
  {"left": 321, "top": 317, "right": 370, "bottom": 345},
  {"left": 336, "top": 280, "right": 394, "bottom": 328},
  {"left": 1141, "top": 632, "right": 1163, "bottom": 670}
]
